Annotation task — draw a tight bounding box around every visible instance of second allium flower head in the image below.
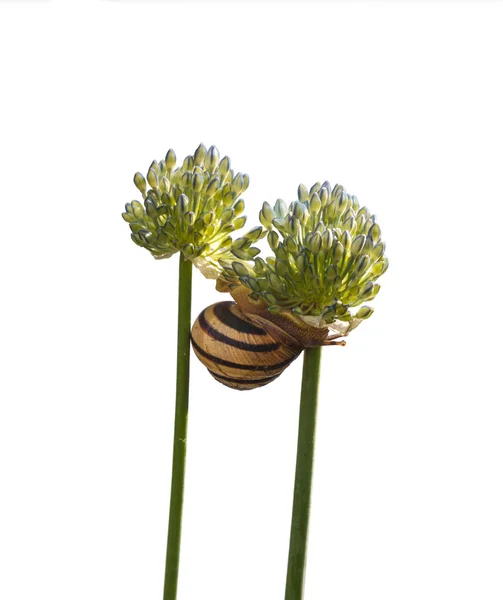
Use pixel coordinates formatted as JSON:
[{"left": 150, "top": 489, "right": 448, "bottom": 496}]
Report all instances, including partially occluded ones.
[
  {"left": 122, "top": 144, "right": 388, "bottom": 336},
  {"left": 219, "top": 181, "right": 388, "bottom": 335}
]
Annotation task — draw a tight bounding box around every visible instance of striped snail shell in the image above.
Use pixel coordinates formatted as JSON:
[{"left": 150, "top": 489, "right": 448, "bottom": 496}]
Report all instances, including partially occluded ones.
[
  {"left": 190, "top": 286, "right": 345, "bottom": 391},
  {"left": 190, "top": 301, "right": 302, "bottom": 390}
]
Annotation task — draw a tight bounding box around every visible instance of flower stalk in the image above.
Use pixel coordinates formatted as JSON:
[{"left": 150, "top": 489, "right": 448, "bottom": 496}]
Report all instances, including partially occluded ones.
[
  {"left": 123, "top": 144, "right": 252, "bottom": 600},
  {"left": 285, "top": 346, "right": 321, "bottom": 600},
  {"left": 163, "top": 254, "right": 192, "bottom": 600}
]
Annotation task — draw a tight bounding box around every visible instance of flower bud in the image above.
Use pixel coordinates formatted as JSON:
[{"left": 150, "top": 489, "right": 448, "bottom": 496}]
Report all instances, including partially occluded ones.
[
  {"left": 165, "top": 149, "right": 176, "bottom": 169},
  {"left": 310, "top": 193, "right": 321, "bottom": 214},
  {"left": 298, "top": 184, "right": 309, "bottom": 202},
  {"left": 204, "top": 145, "right": 220, "bottom": 173},
  {"left": 134, "top": 172, "right": 147, "bottom": 194},
  {"left": 194, "top": 143, "right": 207, "bottom": 166},
  {"left": 356, "top": 306, "right": 374, "bottom": 320}
]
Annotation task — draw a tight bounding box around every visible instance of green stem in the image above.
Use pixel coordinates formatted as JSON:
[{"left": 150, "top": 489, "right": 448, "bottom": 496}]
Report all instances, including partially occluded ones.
[
  {"left": 163, "top": 254, "right": 193, "bottom": 600},
  {"left": 285, "top": 346, "right": 322, "bottom": 600}
]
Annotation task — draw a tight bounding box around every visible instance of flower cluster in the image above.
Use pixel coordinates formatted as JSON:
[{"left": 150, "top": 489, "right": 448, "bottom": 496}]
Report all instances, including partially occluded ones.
[
  {"left": 122, "top": 144, "right": 253, "bottom": 277},
  {"left": 219, "top": 181, "right": 388, "bottom": 333}
]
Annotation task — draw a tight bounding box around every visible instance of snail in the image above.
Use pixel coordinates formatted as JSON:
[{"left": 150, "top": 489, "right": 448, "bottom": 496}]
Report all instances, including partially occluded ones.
[{"left": 190, "top": 285, "right": 345, "bottom": 390}]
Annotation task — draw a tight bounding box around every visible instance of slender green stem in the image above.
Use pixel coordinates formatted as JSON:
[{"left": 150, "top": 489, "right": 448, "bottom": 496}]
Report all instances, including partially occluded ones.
[
  {"left": 163, "top": 254, "right": 192, "bottom": 600},
  {"left": 285, "top": 346, "right": 322, "bottom": 600}
]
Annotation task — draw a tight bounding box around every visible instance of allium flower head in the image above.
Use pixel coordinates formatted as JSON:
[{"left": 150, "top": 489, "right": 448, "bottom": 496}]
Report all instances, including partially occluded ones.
[
  {"left": 122, "top": 144, "right": 252, "bottom": 278},
  {"left": 219, "top": 181, "right": 388, "bottom": 336}
]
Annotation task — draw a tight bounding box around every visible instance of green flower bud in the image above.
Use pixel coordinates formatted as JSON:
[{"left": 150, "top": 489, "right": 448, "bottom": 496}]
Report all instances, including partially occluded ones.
[
  {"left": 206, "top": 175, "right": 220, "bottom": 198},
  {"left": 234, "top": 199, "right": 245, "bottom": 216},
  {"left": 131, "top": 200, "right": 145, "bottom": 220},
  {"left": 298, "top": 184, "right": 309, "bottom": 202},
  {"left": 192, "top": 172, "right": 204, "bottom": 193},
  {"left": 232, "top": 261, "right": 250, "bottom": 277},
  {"left": 356, "top": 306, "right": 374, "bottom": 319},
  {"left": 246, "top": 226, "right": 265, "bottom": 243},
  {"left": 243, "top": 173, "right": 250, "bottom": 192},
  {"left": 219, "top": 156, "right": 231, "bottom": 178},
  {"left": 134, "top": 172, "right": 147, "bottom": 195},
  {"left": 182, "top": 155, "right": 194, "bottom": 171},
  {"left": 233, "top": 216, "right": 247, "bottom": 230},
  {"left": 350, "top": 234, "right": 366, "bottom": 256},
  {"left": 165, "top": 149, "right": 176, "bottom": 169},
  {"left": 204, "top": 145, "right": 220, "bottom": 173},
  {"left": 260, "top": 202, "right": 275, "bottom": 228},
  {"left": 231, "top": 173, "right": 244, "bottom": 195},
  {"left": 194, "top": 143, "right": 207, "bottom": 166},
  {"left": 274, "top": 198, "right": 288, "bottom": 219},
  {"left": 368, "top": 223, "right": 381, "bottom": 244},
  {"left": 268, "top": 230, "right": 280, "bottom": 250},
  {"left": 321, "top": 230, "right": 333, "bottom": 251},
  {"left": 310, "top": 231, "right": 322, "bottom": 254},
  {"left": 310, "top": 193, "right": 321, "bottom": 214}
]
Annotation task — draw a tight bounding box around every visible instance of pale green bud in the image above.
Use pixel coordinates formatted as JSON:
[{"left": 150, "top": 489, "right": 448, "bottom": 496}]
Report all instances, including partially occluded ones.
[
  {"left": 231, "top": 173, "right": 244, "bottom": 195},
  {"left": 274, "top": 198, "right": 288, "bottom": 218},
  {"left": 177, "top": 194, "right": 188, "bottom": 215},
  {"left": 322, "top": 229, "right": 333, "bottom": 251},
  {"left": 319, "top": 187, "right": 329, "bottom": 209},
  {"left": 194, "top": 143, "right": 207, "bottom": 166},
  {"left": 232, "top": 261, "right": 250, "bottom": 277},
  {"left": 219, "top": 156, "right": 231, "bottom": 177},
  {"left": 260, "top": 202, "right": 275, "bottom": 227},
  {"left": 268, "top": 272, "right": 283, "bottom": 291},
  {"left": 350, "top": 234, "right": 366, "bottom": 256},
  {"left": 204, "top": 145, "right": 220, "bottom": 173},
  {"left": 310, "top": 193, "right": 322, "bottom": 214},
  {"left": 298, "top": 184, "right": 309, "bottom": 202},
  {"left": 368, "top": 223, "right": 381, "bottom": 244},
  {"left": 268, "top": 230, "right": 280, "bottom": 250},
  {"left": 182, "top": 155, "right": 194, "bottom": 171},
  {"left": 165, "top": 149, "right": 176, "bottom": 169},
  {"left": 134, "top": 172, "right": 147, "bottom": 194},
  {"left": 356, "top": 306, "right": 374, "bottom": 319},
  {"left": 131, "top": 200, "right": 144, "bottom": 219},
  {"left": 233, "top": 216, "right": 247, "bottom": 230},
  {"left": 355, "top": 254, "right": 370, "bottom": 276},
  {"left": 221, "top": 208, "right": 234, "bottom": 225},
  {"left": 246, "top": 226, "right": 264, "bottom": 243},
  {"left": 242, "top": 173, "right": 250, "bottom": 192},
  {"left": 234, "top": 199, "right": 245, "bottom": 216},
  {"left": 310, "top": 231, "right": 322, "bottom": 254},
  {"left": 192, "top": 172, "right": 204, "bottom": 193},
  {"left": 206, "top": 175, "right": 220, "bottom": 198},
  {"left": 292, "top": 201, "right": 307, "bottom": 221}
]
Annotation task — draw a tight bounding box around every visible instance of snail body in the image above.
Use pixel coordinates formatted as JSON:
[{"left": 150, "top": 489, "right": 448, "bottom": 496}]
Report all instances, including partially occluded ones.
[{"left": 190, "top": 286, "right": 344, "bottom": 390}]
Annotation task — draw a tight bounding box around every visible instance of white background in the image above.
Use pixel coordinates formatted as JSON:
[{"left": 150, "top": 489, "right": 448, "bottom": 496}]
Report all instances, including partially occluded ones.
[{"left": 1, "top": 1, "right": 502, "bottom": 599}]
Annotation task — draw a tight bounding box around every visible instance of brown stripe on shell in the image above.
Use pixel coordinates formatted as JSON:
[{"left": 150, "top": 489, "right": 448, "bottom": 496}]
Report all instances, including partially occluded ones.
[
  {"left": 213, "top": 301, "right": 268, "bottom": 336},
  {"left": 198, "top": 309, "right": 280, "bottom": 353},
  {"left": 190, "top": 334, "right": 299, "bottom": 373}
]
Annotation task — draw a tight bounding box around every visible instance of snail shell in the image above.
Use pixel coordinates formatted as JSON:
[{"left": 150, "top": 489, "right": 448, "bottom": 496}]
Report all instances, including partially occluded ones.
[{"left": 190, "top": 301, "right": 302, "bottom": 390}]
